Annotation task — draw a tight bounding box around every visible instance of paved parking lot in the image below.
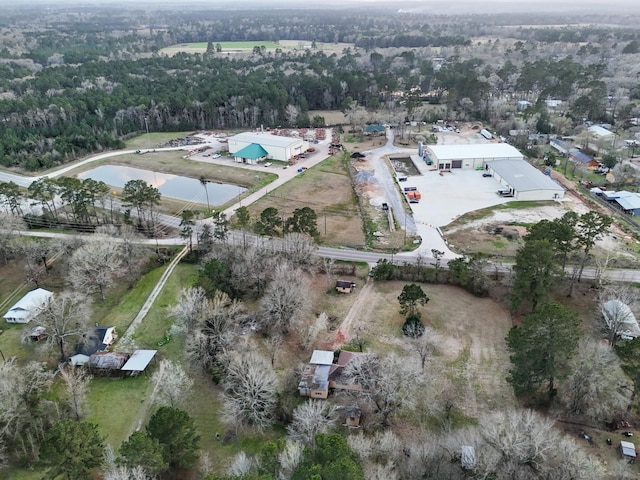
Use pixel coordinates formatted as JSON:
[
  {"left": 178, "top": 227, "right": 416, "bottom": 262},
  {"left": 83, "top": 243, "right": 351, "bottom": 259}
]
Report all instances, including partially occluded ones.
[{"left": 401, "top": 159, "right": 513, "bottom": 258}]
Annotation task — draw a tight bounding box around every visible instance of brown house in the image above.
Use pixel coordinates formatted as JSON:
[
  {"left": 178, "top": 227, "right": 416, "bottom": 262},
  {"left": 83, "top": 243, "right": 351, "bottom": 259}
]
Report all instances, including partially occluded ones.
[{"left": 335, "top": 280, "right": 356, "bottom": 294}]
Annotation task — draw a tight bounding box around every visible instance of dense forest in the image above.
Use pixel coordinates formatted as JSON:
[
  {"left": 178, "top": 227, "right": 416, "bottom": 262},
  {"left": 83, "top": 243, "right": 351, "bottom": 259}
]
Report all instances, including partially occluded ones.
[{"left": 1, "top": 5, "right": 640, "bottom": 171}]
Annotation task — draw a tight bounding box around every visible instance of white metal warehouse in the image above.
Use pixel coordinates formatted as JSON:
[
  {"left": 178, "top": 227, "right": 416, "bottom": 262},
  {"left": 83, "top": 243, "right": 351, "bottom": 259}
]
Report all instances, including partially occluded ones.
[
  {"left": 425, "top": 144, "right": 524, "bottom": 170},
  {"left": 485, "top": 159, "right": 565, "bottom": 201},
  {"left": 228, "top": 132, "right": 309, "bottom": 163}
]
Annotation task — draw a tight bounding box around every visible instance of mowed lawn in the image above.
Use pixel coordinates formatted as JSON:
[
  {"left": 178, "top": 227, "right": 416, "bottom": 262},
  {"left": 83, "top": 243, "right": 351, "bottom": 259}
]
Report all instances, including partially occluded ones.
[
  {"left": 246, "top": 155, "right": 366, "bottom": 248},
  {"left": 161, "top": 41, "right": 280, "bottom": 55}
]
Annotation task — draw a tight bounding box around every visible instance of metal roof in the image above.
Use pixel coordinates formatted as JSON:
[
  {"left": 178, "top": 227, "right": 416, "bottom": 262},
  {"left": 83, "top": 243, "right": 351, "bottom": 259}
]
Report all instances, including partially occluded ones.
[
  {"left": 621, "top": 441, "right": 636, "bottom": 457},
  {"left": 121, "top": 349, "right": 157, "bottom": 371},
  {"left": 310, "top": 350, "right": 334, "bottom": 365},
  {"left": 570, "top": 151, "right": 596, "bottom": 163},
  {"left": 486, "top": 159, "right": 565, "bottom": 193},
  {"left": 616, "top": 193, "right": 640, "bottom": 212},
  {"left": 230, "top": 132, "right": 304, "bottom": 148},
  {"left": 234, "top": 143, "right": 268, "bottom": 159},
  {"left": 589, "top": 125, "right": 614, "bottom": 137},
  {"left": 426, "top": 144, "right": 524, "bottom": 161},
  {"left": 3, "top": 288, "right": 52, "bottom": 321}
]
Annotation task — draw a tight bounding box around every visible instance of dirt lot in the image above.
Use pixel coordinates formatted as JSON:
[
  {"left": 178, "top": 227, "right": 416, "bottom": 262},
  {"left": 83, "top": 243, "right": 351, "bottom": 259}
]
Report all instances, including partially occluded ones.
[{"left": 315, "top": 281, "right": 517, "bottom": 417}]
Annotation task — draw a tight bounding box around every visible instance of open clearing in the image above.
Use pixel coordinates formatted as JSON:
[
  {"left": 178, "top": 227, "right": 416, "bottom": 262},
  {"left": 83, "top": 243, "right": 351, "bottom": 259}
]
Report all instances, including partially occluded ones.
[
  {"left": 317, "top": 281, "right": 517, "bottom": 417},
  {"left": 160, "top": 40, "right": 354, "bottom": 56},
  {"left": 245, "top": 155, "right": 366, "bottom": 248}
]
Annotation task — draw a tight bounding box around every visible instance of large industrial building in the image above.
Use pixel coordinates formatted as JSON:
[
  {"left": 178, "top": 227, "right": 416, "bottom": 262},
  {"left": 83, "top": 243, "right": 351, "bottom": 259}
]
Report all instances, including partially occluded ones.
[
  {"left": 425, "top": 143, "right": 524, "bottom": 170},
  {"left": 228, "top": 132, "right": 309, "bottom": 164},
  {"left": 486, "top": 159, "right": 565, "bottom": 201}
]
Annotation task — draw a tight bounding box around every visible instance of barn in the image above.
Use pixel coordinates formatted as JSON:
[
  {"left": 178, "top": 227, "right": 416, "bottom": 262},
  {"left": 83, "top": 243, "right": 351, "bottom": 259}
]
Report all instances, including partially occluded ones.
[
  {"left": 228, "top": 132, "right": 309, "bottom": 164},
  {"left": 425, "top": 144, "right": 524, "bottom": 170},
  {"left": 485, "top": 159, "right": 565, "bottom": 201}
]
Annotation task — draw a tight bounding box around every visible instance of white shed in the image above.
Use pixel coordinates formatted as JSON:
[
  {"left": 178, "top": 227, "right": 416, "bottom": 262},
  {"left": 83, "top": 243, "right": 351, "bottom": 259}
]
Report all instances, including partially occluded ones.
[
  {"left": 3, "top": 288, "right": 53, "bottom": 323},
  {"left": 621, "top": 440, "right": 636, "bottom": 460}
]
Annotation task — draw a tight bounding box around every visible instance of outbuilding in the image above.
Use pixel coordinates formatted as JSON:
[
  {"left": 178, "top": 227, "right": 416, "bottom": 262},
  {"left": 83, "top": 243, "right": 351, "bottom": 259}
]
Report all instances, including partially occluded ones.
[
  {"left": 425, "top": 144, "right": 524, "bottom": 171},
  {"left": 621, "top": 441, "right": 636, "bottom": 462},
  {"left": 3, "top": 288, "right": 53, "bottom": 324},
  {"left": 570, "top": 151, "right": 599, "bottom": 169},
  {"left": 228, "top": 132, "right": 308, "bottom": 163},
  {"left": 485, "top": 159, "right": 565, "bottom": 201}
]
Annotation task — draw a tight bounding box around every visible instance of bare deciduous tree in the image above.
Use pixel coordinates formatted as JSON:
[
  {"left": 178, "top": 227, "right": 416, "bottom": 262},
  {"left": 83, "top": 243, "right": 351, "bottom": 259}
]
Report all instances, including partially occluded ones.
[
  {"left": 556, "top": 339, "right": 629, "bottom": 420},
  {"left": 184, "top": 290, "right": 243, "bottom": 372},
  {"left": 33, "top": 291, "right": 93, "bottom": 360},
  {"left": 302, "top": 312, "right": 328, "bottom": 349},
  {"left": 279, "top": 232, "right": 318, "bottom": 272},
  {"left": 59, "top": 366, "right": 92, "bottom": 421},
  {"left": 259, "top": 263, "right": 311, "bottom": 335},
  {"left": 150, "top": 359, "right": 194, "bottom": 408},
  {"left": 0, "top": 360, "right": 56, "bottom": 464},
  {"left": 0, "top": 213, "right": 24, "bottom": 265},
  {"left": 348, "top": 430, "right": 402, "bottom": 480},
  {"left": 222, "top": 351, "right": 278, "bottom": 430},
  {"left": 599, "top": 285, "right": 639, "bottom": 347},
  {"left": 264, "top": 334, "right": 283, "bottom": 368},
  {"left": 68, "top": 237, "right": 124, "bottom": 300},
  {"left": 409, "top": 326, "right": 441, "bottom": 371},
  {"left": 287, "top": 400, "right": 335, "bottom": 445},
  {"left": 278, "top": 440, "right": 304, "bottom": 477},
  {"left": 170, "top": 287, "right": 208, "bottom": 334},
  {"left": 227, "top": 451, "right": 255, "bottom": 477},
  {"left": 344, "top": 352, "right": 420, "bottom": 426}
]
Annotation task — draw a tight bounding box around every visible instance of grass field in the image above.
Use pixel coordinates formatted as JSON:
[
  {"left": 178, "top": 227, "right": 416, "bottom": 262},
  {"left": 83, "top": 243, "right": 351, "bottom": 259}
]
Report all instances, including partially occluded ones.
[
  {"left": 244, "top": 154, "right": 366, "bottom": 248},
  {"left": 160, "top": 40, "right": 354, "bottom": 56}
]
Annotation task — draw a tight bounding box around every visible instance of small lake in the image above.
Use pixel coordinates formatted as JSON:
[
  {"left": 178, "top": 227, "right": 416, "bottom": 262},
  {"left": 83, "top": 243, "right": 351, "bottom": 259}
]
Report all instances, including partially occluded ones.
[{"left": 78, "top": 165, "right": 246, "bottom": 206}]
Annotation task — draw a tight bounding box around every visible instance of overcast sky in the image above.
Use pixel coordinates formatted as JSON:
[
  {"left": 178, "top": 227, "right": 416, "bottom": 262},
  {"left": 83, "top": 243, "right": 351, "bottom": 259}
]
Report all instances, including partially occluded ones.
[{"left": 1, "top": 0, "right": 637, "bottom": 13}]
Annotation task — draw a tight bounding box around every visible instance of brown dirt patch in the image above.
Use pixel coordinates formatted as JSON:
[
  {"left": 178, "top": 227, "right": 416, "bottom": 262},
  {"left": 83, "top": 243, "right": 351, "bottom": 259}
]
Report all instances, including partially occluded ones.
[{"left": 320, "top": 280, "right": 516, "bottom": 415}]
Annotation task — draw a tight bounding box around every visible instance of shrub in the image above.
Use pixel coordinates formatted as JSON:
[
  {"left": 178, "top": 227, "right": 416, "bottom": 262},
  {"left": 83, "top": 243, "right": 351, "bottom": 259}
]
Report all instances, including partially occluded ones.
[{"left": 402, "top": 314, "right": 425, "bottom": 337}]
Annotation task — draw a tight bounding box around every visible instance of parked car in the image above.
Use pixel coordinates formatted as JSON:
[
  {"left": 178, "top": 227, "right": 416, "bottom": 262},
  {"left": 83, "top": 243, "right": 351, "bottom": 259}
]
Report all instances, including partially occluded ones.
[
  {"left": 212, "top": 153, "right": 221, "bottom": 159},
  {"left": 264, "top": 162, "right": 272, "bottom": 167},
  {"left": 482, "top": 173, "right": 492, "bottom": 177}
]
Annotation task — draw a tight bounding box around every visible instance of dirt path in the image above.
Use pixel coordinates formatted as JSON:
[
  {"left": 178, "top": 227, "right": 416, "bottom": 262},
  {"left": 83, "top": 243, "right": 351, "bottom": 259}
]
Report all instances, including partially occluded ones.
[{"left": 330, "top": 278, "right": 375, "bottom": 348}]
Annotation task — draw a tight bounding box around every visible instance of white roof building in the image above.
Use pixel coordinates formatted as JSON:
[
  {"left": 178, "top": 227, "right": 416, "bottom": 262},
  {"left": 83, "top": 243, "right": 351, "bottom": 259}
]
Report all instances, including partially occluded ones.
[
  {"left": 621, "top": 440, "right": 636, "bottom": 459},
  {"left": 228, "top": 132, "right": 308, "bottom": 163},
  {"left": 425, "top": 144, "right": 524, "bottom": 170},
  {"left": 588, "top": 125, "right": 614, "bottom": 138},
  {"left": 3, "top": 288, "right": 53, "bottom": 324},
  {"left": 310, "top": 350, "right": 335, "bottom": 365},
  {"left": 485, "top": 159, "right": 565, "bottom": 201},
  {"left": 121, "top": 349, "right": 158, "bottom": 373}
]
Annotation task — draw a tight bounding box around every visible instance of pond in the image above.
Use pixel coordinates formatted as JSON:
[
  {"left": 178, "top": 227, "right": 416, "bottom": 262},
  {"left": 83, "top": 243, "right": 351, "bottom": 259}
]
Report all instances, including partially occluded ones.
[{"left": 78, "top": 165, "right": 246, "bottom": 206}]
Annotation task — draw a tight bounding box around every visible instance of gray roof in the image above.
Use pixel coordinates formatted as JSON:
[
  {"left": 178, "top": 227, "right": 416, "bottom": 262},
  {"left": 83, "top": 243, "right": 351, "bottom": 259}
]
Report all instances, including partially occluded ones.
[
  {"left": 486, "top": 159, "right": 565, "bottom": 193},
  {"left": 121, "top": 349, "right": 158, "bottom": 371},
  {"left": 426, "top": 143, "right": 523, "bottom": 161},
  {"left": 616, "top": 193, "right": 640, "bottom": 212},
  {"left": 230, "top": 132, "right": 304, "bottom": 149},
  {"left": 621, "top": 441, "right": 636, "bottom": 457}
]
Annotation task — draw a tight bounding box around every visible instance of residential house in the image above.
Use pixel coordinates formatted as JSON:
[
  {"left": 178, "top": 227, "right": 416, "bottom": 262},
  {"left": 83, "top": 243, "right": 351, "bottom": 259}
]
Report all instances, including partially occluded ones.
[
  {"left": 570, "top": 151, "right": 599, "bottom": 169},
  {"left": 550, "top": 138, "right": 577, "bottom": 155},
  {"left": 3, "top": 288, "right": 53, "bottom": 324},
  {"left": 77, "top": 326, "right": 117, "bottom": 356},
  {"left": 335, "top": 280, "right": 356, "bottom": 294},
  {"left": 298, "top": 350, "right": 363, "bottom": 399},
  {"left": 589, "top": 125, "right": 615, "bottom": 139}
]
